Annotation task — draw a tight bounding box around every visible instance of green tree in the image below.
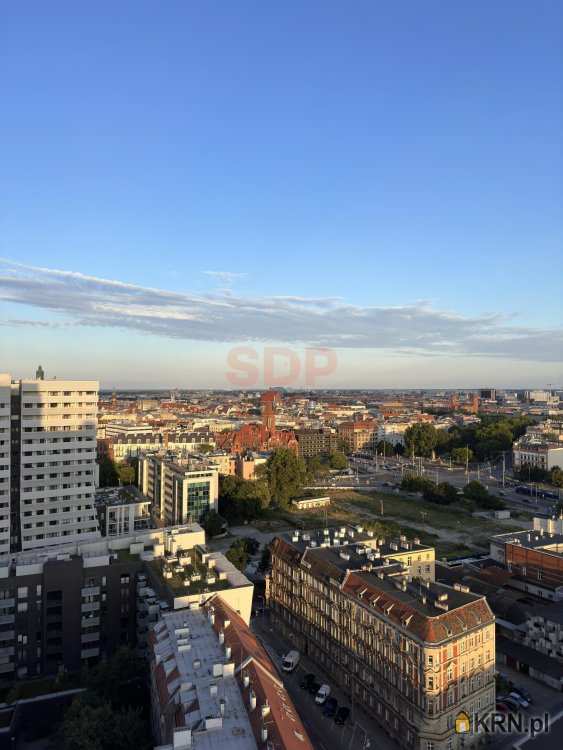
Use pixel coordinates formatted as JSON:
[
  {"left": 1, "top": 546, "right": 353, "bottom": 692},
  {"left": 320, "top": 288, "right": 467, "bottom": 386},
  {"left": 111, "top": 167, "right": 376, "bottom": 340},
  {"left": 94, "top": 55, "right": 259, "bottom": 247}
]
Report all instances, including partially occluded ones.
[
  {"left": 61, "top": 697, "right": 150, "bottom": 750},
  {"left": 404, "top": 424, "right": 438, "bottom": 458},
  {"left": 83, "top": 647, "right": 147, "bottom": 711},
  {"left": 97, "top": 455, "right": 119, "bottom": 487},
  {"left": 451, "top": 447, "right": 473, "bottom": 466},
  {"left": 218, "top": 476, "right": 270, "bottom": 521},
  {"left": 550, "top": 467, "right": 563, "bottom": 488},
  {"left": 434, "top": 429, "right": 453, "bottom": 455},
  {"left": 375, "top": 440, "right": 395, "bottom": 456},
  {"left": 337, "top": 439, "right": 352, "bottom": 456},
  {"left": 328, "top": 450, "right": 348, "bottom": 470},
  {"left": 201, "top": 510, "right": 226, "bottom": 537},
  {"left": 264, "top": 448, "right": 307, "bottom": 508},
  {"left": 198, "top": 443, "right": 214, "bottom": 453},
  {"left": 225, "top": 537, "right": 258, "bottom": 572},
  {"left": 515, "top": 465, "right": 549, "bottom": 483},
  {"left": 117, "top": 461, "right": 136, "bottom": 485},
  {"left": 423, "top": 482, "right": 458, "bottom": 505},
  {"left": 400, "top": 476, "right": 434, "bottom": 493},
  {"left": 463, "top": 481, "right": 489, "bottom": 503}
]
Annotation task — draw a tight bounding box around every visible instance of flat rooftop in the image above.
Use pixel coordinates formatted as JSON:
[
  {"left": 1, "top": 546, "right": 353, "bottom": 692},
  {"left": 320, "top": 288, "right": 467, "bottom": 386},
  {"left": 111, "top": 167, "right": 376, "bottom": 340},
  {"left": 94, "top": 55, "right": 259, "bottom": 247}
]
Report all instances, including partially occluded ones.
[
  {"left": 152, "top": 609, "right": 258, "bottom": 750},
  {"left": 493, "top": 529, "right": 563, "bottom": 557},
  {"left": 280, "top": 524, "right": 432, "bottom": 556},
  {"left": 95, "top": 485, "right": 146, "bottom": 507}
]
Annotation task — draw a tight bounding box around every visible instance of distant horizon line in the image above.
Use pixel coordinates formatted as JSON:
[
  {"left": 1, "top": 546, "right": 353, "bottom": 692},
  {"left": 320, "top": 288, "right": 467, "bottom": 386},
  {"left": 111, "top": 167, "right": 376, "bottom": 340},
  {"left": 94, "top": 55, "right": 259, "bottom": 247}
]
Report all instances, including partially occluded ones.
[{"left": 98, "top": 385, "right": 560, "bottom": 393}]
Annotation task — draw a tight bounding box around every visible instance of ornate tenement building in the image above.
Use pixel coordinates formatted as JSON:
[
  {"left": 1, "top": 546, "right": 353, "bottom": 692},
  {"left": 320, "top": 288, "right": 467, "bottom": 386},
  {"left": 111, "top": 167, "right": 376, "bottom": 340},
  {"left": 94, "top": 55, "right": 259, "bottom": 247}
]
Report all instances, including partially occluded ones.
[{"left": 268, "top": 528, "right": 495, "bottom": 750}]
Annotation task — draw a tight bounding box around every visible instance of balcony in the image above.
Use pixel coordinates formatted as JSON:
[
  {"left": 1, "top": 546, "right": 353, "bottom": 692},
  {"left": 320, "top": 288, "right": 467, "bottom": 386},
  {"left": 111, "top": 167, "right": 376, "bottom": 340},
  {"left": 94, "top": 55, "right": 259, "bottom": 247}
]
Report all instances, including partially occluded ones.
[
  {"left": 81, "top": 617, "right": 100, "bottom": 629},
  {"left": 81, "top": 586, "right": 100, "bottom": 597},
  {"left": 81, "top": 633, "right": 100, "bottom": 645}
]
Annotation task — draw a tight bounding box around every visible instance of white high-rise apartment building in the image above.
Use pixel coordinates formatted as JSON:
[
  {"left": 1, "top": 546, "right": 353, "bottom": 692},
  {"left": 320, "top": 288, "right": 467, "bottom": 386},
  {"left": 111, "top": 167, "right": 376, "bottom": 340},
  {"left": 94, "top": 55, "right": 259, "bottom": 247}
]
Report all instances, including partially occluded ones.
[
  {"left": 1, "top": 372, "right": 101, "bottom": 552},
  {"left": 0, "top": 375, "right": 11, "bottom": 555}
]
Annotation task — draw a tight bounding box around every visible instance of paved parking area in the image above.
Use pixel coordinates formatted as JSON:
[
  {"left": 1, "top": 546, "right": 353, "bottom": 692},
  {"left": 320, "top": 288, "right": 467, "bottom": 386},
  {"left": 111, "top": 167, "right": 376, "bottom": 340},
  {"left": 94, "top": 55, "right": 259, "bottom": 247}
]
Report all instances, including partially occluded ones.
[
  {"left": 496, "top": 662, "right": 561, "bottom": 711},
  {"left": 489, "top": 662, "right": 563, "bottom": 749}
]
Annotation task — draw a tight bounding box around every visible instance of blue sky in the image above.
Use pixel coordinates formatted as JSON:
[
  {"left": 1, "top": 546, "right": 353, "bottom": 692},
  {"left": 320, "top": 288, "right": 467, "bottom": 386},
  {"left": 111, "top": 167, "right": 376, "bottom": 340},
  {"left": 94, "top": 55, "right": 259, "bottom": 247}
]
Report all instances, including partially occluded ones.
[{"left": 0, "top": 1, "right": 561, "bottom": 388}]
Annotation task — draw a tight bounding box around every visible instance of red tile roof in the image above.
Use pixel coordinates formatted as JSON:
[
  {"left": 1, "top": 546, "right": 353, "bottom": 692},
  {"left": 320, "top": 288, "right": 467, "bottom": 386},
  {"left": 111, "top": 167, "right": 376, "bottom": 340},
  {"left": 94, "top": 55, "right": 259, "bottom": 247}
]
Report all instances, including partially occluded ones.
[{"left": 205, "top": 596, "right": 314, "bottom": 750}]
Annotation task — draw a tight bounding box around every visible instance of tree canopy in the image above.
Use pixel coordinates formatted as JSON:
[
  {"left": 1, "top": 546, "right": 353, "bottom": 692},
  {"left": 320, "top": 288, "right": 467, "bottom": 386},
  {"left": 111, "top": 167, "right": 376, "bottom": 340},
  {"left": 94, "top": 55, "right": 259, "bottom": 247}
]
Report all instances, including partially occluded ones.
[
  {"left": 201, "top": 510, "right": 226, "bottom": 537},
  {"left": 97, "top": 456, "right": 119, "bottom": 487},
  {"left": 264, "top": 448, "right": 307, "bottom": 509},
  {"left": 328, "top": 450, "right": 348, "bottom": 470},
  {"left": 60, "top": 647, "right": 151, "bottom": 750},
  {"left": 225, "top": 537, "right": 259, "bottom": 572},
  {"left": 404, "top": 423, "right": 438, "bottom": 458},
  {"left": 218, "top": 475, "right": 270, "bottom": 522},
  {"left": 451, "top": 447, "right": 473, "bottom": 465}
]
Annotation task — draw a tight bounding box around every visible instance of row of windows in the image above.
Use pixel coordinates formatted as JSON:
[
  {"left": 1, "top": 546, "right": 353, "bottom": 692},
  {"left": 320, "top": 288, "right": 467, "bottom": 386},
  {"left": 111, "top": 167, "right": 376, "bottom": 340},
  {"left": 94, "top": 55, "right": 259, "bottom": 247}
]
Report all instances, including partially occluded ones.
[
  {"left": 22, "top": 526, "right": 98, "bottom": 542},
  {"left": 23, "top": 425, "right": 95, "bottom": 434},
  {"left": 23, "top": 470, "right": 93, "bottom": 480}
]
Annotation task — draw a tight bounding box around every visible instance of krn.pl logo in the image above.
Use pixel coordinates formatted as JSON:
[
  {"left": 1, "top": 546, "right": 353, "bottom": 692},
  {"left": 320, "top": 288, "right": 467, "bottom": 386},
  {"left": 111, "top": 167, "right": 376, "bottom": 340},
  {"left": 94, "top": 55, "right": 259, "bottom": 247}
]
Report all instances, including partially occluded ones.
[{"left": 455, "top": 711, "right": 471, "bottom": 734}]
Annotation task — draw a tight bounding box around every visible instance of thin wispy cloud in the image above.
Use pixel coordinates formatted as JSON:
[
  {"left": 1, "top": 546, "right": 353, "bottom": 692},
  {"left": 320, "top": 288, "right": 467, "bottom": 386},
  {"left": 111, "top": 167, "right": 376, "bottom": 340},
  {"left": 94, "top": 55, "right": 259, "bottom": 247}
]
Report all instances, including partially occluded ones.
[
  {"left": 0, "top": 259, "right": 561, "bottom": 362},
  {"left": 203, "top": 270, "right": 247, "bottom": 285}
]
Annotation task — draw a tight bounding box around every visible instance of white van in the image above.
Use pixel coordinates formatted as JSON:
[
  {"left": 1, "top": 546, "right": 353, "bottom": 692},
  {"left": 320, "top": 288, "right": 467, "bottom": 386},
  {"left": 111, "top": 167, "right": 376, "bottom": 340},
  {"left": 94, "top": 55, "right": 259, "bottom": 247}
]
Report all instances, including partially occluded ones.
[
  {"left": 281, "top": 650, "right": 300, "bottom": 672},
  {"left": 315, "top": 684, "right": 331, "bottom": 704}
]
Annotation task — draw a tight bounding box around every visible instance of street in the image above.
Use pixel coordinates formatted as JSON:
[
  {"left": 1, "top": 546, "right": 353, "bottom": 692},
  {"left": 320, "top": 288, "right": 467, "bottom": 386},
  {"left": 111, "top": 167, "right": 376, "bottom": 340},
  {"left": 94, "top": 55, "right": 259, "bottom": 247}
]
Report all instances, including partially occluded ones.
[
  {"left": 311, "top": 455, "right": 560, "bottom": 517},
  {"left": 252, "top": 612, "right": 397, "bottom": 750}
]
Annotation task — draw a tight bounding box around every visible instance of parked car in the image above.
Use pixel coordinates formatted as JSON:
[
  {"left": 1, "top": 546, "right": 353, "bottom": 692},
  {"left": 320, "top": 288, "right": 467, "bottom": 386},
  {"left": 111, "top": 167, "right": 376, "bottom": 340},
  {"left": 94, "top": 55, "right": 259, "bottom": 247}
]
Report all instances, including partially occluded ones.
[
  {"left": 323, "top": 697, "right": 338, "bottom": 718},
  {"left": 334, "top": 707, "right": 350, "bottom": 725},
  {"left": 509, "top": 692, "right": 529, "bottom": 709},
  {"left": 516, "top": 687, "right": 533, "bottom": 703},
  {"left": 300, "top": 673, "right": 316, "bottom": 690},
  {"left": 308, "top": 680, "right": 321, "bottom": 696},
  {"left": 281, "top": 650, "right": 300, "bottom": 672},
  {"left": 315, "top": 684, "right": 331, "bottom": 705},
  {"left": 503, "top": 697, "right": 521, "bottom": 712}
]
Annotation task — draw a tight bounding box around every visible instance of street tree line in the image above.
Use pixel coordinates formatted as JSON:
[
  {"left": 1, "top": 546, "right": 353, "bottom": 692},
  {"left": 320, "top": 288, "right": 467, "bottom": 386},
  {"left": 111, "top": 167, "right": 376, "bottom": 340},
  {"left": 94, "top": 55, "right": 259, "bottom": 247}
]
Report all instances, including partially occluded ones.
[
  {"left": 400, "top": 475, "right": 506, "bottom": 510},
  {"left": 403, "top": 416, "right": 535, "bottom": 463}
]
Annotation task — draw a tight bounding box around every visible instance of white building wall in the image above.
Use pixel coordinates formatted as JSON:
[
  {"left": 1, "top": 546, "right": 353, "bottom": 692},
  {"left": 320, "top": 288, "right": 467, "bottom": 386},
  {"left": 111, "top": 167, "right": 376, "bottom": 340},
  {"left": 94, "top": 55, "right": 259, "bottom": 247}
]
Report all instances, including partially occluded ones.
[
  {"left": 18, "top": 378, "right": 101, "bottom": 551},
  {"left": 0, "top": 375, "right": 11, "bottom": 555}
]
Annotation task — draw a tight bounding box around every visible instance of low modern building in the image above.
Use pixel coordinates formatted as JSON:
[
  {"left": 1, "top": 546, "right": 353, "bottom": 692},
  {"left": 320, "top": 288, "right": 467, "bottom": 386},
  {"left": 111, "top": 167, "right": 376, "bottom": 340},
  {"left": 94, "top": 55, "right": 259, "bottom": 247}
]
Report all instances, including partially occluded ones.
[
  {"left": 149, "top": 596, "right": 314, "bottom": 750},
  {"left": 268, "top": 528, "right": 495, "bottom": 750},
  {"left": 291, "top": 496, "right": 330, "bottom": 511},
  {"left": 138, "top": 454, "right": 219, "bottom": 525},
  {"left": 95, "top": 486, "right": 152, "bottom": 537}
]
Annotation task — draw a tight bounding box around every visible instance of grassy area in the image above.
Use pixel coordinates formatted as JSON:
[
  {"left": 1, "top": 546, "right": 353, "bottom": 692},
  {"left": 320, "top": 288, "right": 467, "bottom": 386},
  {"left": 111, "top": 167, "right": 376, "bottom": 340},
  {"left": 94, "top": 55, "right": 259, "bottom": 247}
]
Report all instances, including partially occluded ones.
[
  {"left": 332, "top": 490, "right": 520, "bottom": 537},
  {"left": 257, "top": 489, "right": 524, "bottom": 554}
]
